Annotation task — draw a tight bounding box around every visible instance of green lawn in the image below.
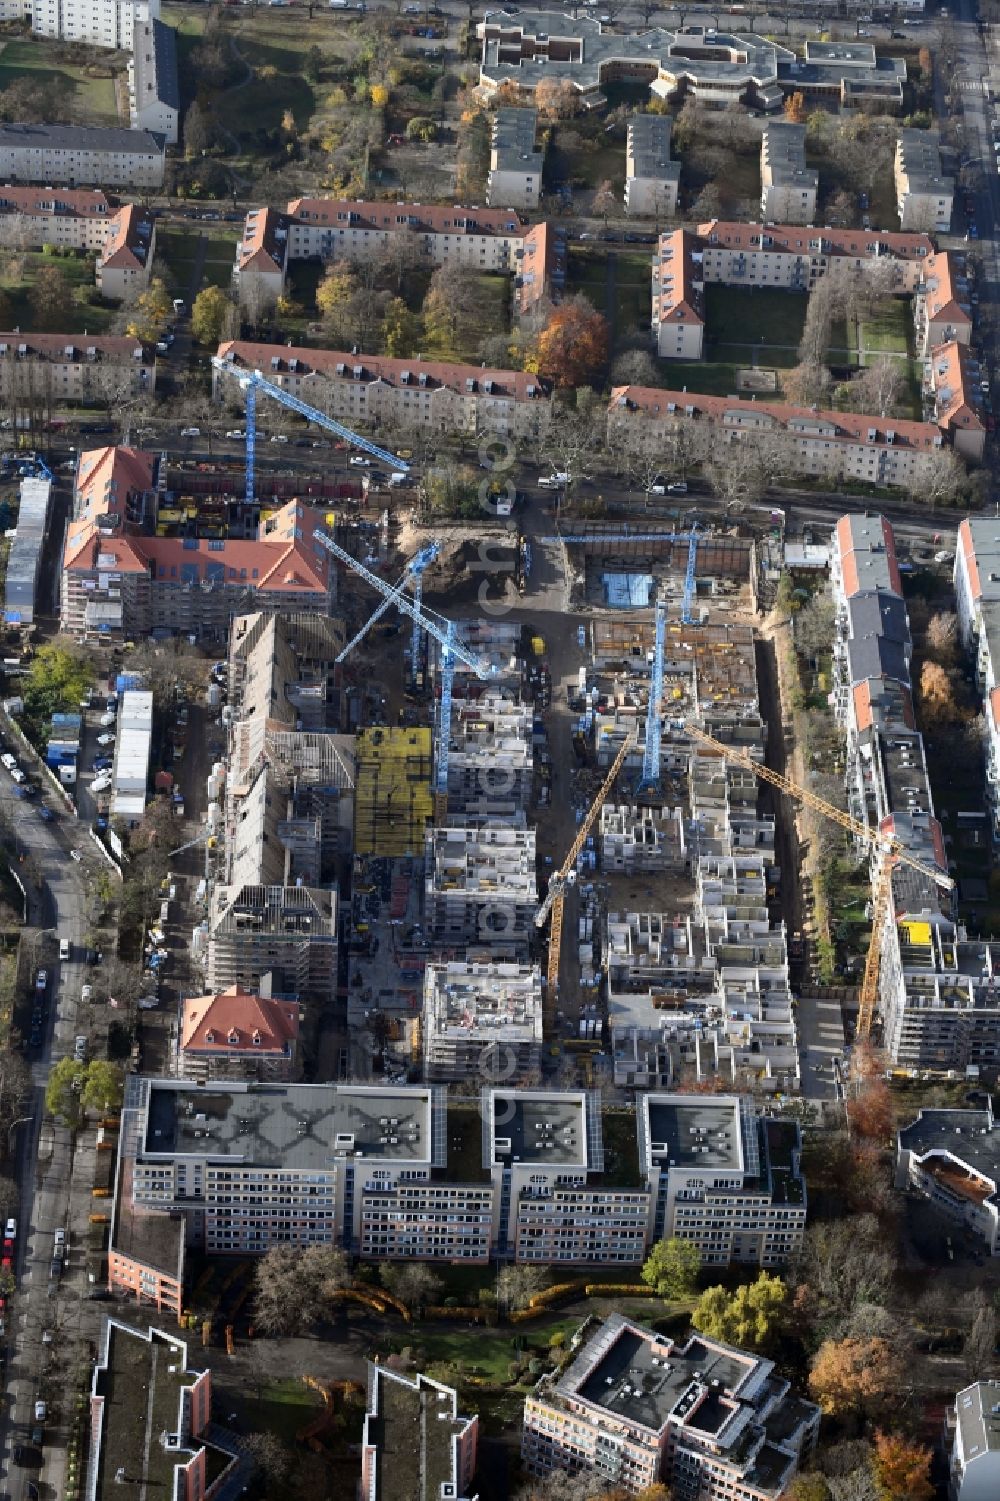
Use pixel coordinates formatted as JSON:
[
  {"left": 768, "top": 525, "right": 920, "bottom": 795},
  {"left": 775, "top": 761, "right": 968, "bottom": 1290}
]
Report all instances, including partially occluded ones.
[
  {"left": 0, "top": 38, "right": 118, "bottom": 122},
  {"left": 567, "top": 247, "right": 650, "bottom": 352},
  {"left": 705, "top": 285, "right": 807, "bottom": 352},
  {"left": 156, "top": 225, "right": 238, "bottom": 300},
  {"left": 0, "top": 251, "right": 115, "bottom": 333},
  {"left": 860, "top": 298, "right": 911, "bottom": 355}
]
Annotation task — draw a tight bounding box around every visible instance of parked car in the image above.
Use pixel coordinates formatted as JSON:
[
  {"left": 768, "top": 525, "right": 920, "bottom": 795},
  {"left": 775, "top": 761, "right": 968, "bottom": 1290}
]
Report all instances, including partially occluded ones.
[
  {"left": 81, "top": 984, "right": 92, "bottom": 1002},
  {"left": 69, "top": 849, "right": 83, "bottom": 863},
  {"left": 225, "top": 430, "right": 245, "bottom": 440},
  {"left": 37, "top": 808, "right": 55, "bottom": 823},
  {"left": 269, "top": 434, "right": 289, "bottom": 444},
  {"left": 35, "top": 970, "right": 46, "bottom": 993},
  {"left": 349, "top": 455, "right": 370, "bottom": 467},
  {"left": 96, "top": 733, "right": 115, "bottom": 747},
  {"left": 33, "top": 1402, "right": 46, "bottom": 1423},
  {"left": 180, "top": 427, "right": 201, "bottom": 438}
]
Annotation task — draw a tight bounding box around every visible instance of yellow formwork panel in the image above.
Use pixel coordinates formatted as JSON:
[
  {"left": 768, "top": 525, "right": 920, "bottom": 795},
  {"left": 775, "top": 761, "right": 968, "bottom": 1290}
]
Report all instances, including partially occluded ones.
[{"left": 354, "top": 726, "right": 434, "bottom": 857}]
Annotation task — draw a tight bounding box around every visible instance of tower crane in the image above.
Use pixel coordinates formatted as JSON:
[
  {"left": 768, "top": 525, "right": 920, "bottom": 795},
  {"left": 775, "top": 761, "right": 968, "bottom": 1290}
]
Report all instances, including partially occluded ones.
[
  {"left": 211, "top": 357, "right": 409, "bottom": 503},
  {"left": 638, "top": 600, "right": 666, "bottom": 795},
  {"left": 683, "top": 721, "right": 955, "bottom": 1039},
  {"left": 535, "top": 734, "right": 633, "bottom": 1007},
  {"left": 335, "top": 543, "right": 439, "bottom": 664}
]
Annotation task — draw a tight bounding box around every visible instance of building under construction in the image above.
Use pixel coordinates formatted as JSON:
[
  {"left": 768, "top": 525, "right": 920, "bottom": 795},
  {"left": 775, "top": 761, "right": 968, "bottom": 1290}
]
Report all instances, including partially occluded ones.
[{"left": 354, "top": 727, "right": 434, "bottom": 859}]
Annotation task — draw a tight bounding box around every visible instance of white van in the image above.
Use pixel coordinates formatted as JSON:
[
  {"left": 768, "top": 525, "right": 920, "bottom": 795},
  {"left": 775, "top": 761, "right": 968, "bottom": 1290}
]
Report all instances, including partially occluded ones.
[
  {"left": 59, "top": 939, "right": 70, "bottom": 962},
  {"left": 388, "top": 472, "right": 408, "bottom": 488}
]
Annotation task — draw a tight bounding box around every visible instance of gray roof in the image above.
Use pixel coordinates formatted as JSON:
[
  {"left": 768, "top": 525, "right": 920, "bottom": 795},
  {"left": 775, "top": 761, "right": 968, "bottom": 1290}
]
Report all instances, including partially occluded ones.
[
  {"left": 644, "top": 1098, "right": 743, "bottom": 1170},
  {"left": 141, "top": 1079, "right": 439, "bottom": 1167},
  {"left": 489, "top": 1089, "right": 591, "bottom": 1168},
  {"left": 956, "top": 1381, "right": 1000, "bottom": 1464},
  {"left": 844, "top": 590, "right": 911, "bottom": 686},
  {"left": 898, "top": 1106, "right": 999, "bottom": 1182},
  {"left": 151, "top": 20, "right": 180, "bottom": 111},
  {"left": 0, "top": 122, "right": 166, "bottom": 154}
]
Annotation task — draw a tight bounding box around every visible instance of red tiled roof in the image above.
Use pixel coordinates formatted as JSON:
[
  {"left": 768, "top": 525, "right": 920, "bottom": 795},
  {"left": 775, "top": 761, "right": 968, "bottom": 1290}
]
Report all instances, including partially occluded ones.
[
  {"left": 653, "top": 228, "right": 703, "bottom": 328},
  {"left": 217, "top": 340, "right": 546, "bottom": 401},
  {"left": 180, "top": 985, "right": 300, "bottom": 1055},
  {"left": 0, "top": 184, "right": 116, "bottom": 218},
  {"left": 696, "top": 218, "right": 934, "bottom": 260},
  {"left": 833, "top": 514, "right": 902, "bottom": 599},
  {"left": 929, "top": 339, "right": 985, "bottom": 436},
  {"left": 517, "top": 221, "right": 562, "bottom": 314},
  {"left": 0, "top": 331, "right": 152, "bottom": 359},
  {"left": 97, "top": 203, "right": 155, "bottom": 272},
  {"left": 959, "top": 517, "right": 981, "bottom": 601},
  {"left": 611, "top": 385, "right": 939, "bottom": 452},
  {"left": 990, "top": 686, "right": 1000, "bottom": 731},
  {"left": 286, "top": 197, "right": 522, "bottom": 239},
  {"left": 236, "top": 206, "right": 288, "bottom": 275},
  {"left": 920, "top": 251, "right": 972, "bottom": 328}
]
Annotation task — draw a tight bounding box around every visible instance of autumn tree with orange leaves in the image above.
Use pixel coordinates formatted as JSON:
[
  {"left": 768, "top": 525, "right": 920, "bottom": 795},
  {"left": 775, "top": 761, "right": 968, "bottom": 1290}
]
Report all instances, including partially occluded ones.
[
  {"left": 529, "top": 295, "right": 609, "bottom": 388},
  {"left": 846, "top": 1041, "right": 893, "bottom": 1144},
  {"left": 808, "top": 1336, "right": 894, "bottom": 1417},
  {"left": 873, "top": 1430, "right": 934, "bottom": 1501},
  {"left": 784, "top": 91, "right": 807, "bottom": 123}
]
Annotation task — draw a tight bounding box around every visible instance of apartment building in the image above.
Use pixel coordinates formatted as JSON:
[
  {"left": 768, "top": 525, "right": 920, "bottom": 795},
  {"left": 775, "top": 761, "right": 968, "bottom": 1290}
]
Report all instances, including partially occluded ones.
[
  {"left": 423, "top": 824, "right": 537, "bottom": 953},
  {"left": 95, "top": 203, "right": 156, "bottom": 300},
  {"left": 955, "top": 520, "right": 1000, "bottom": 845},
  {"left": 31, "top": 0, "right": 157, "bottom": 48},
  {"left": 360, "top": 1366, "right": 479, "bottom": 1501},
  {"left": 287, "top": 195, "right": 523, "bottom": 269},
  {"left": 422, "top": 959, "right": 543, "bottom": 1082},
  {"left": 652, "top": 229, "right": 704, "bottom": 359},
  {"left": 445, "top": 692, "right": 533, "bottom": 822},
  {"left": 600, "top": 803, "right": 688, "bottom": 873},
  {"left": 0, "top": 122, "right": 166, "bottom": 188},
  {"left": 488, "top": 106, "right": 542, "bottom": 209},
  {"left": 625, "top": 114, "right": 680, "bottom": 219},
  {"left": 640, "top": 1095, "right": 806, "bottom": 1268},
  {"left": 232, "top": 205, "right": 288, "bottom": 308},
  {"left": 0, "top": 184, "right": 116, "bottom": 251},
  {"left": 927, "top": 340, "right": 986, "bottom": 463},
  {"left": 214, "top": 341, "right": 549, "bottom": 441},
  {"left": 690, "top": 218, "right": 932, "bottom": 293},
  {"left": 207, "top": 881, "right": 337, "bottom": 1005},
  {"left": 62, "top": 459, "right": 334, "bottom": 642},
  {"left": 760, "top": 122, "right": 817, "bottom": 224},
  {"left": 0, "top": 331, "right": 154, "bottom": 407},
  {"left": 895, "top": 127, "right": 954, "bottom": 232},
  {"left": 896, "top": 1102, "right": 1000, "bottom": 1257},
  {"left": 177, "top": 986, "right": 301, "bottom": 1083},
  {"left": 5, "top": 474, "right": 50, "bottom": 627},
  {"left": 612, "top": 384, "right": 949, "bottom": 493},
  {"left": 606, "top": 910, "right": 715, "bottom": 1089},
  {"left": 915, "top": 250, "right": 973, "bottom": 354},
  {"left": 522, "top": 1312, "right": 820, "bottom": 1498},
  {"left": 516, "top": 220, "right": 567, "bottom": 320},
  {"left": 949, "top": 1382, "right": 1000, "bottom": 1500},
  {"left": 107, "top": 1147, "right": 185, "bottom": 1315},
  {"left": 86, "top": 1321, "right": 238, "bottom": 1501},
  {"left": 129, "top": 15, "right": 179, "bottom": 145}
]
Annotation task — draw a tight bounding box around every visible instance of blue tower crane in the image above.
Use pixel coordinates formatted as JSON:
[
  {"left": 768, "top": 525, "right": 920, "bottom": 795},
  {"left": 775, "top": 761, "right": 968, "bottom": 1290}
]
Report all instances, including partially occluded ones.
[
  {"left": 335, "top": 543, "right": 440, "bottom": 664},
  {"left": 211, "top": 357, "right": 409, "bottom": 502},
  {"left": 681, "top": 524, "right": 700, "bottom": 626},
  {"left": 638, "top": 599, "right": 666, "bottom": 794}
]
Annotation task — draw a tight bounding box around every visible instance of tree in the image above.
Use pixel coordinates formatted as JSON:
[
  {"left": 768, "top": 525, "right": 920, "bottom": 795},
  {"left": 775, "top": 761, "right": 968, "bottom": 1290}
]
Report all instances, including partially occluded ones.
[
  {"left": 316, "top": 265, "right": 359, "bottom": 321},
  {"left": 872, "top": 1431, "right": 933, "bottom": 1501},
  {"left": 782, "top": 1478, "right": 832, "bottom": 1501},
  {"left": 782, "top": 360, "right": 833, "bottom": 409},
  {"left": 795, "top": 594, "right": 836, "bottom": 663},
  {"left": 593, "top": 180, "right": 618, "bottom": 226},
  {"left": 422, "top": 263, "right": 492, "bottom": 354},
  {"left": 191, "top": 286, "right": 232, "bottom": 347},
  {"left": 784, "top": 91, "right": 807, "bottom": 124},
  {"left": 303, "top": 45, "right": 323, "bottom": 83},
  {"left": 379, "top": 1262, "right": 442, "bottom": 1312},
  {"left": 692, "top": 1273, "right": 788, "bottom": 1350},
  {"left": 23, "top": 643, "right": 92, "bottom": 728},
  {"left": 496, "top": 1264, "right": 548, "bottom": 1312},
  {"left": 926, "top": 610, "right": 959, "bottom": 667},
  {"left": 82, "top": 1060, "right": 123, "bottom": 1114},
  {"left": 253, "top": 1243, "right": 349, "bottom": 1336},
  {"left": 126, "top": 277, "right": 171, "bottom": 344},
  {"left": 641, "top": 1237, "right": 701, "bottom": 1300},
  {"left": 405, "top": 116, "right": 437, "bottom": 142},
  {"left": 0, "top": 75, "right": 61, "bottom": 124},
  {"left": 535, "top": 77, "right": 579, "bottom": 120},
  {"left": 184, "top": 101, "right": 214, "bottom": 158},
  {"left": 847, "top": 1074, "right": 893, "bottom": 1144},
  {"left": 610, "top": 348, "right": 662, "bottom": 389},
  {"left": 791, "top": 1215, "right": 895, "bottom": 1343},
  {"left": 241, "top": 1432, "right": 292, "bottom": 1488},
  {"left": 908, "top": 446, "right": 967, "bottom": 507},
  {"left": 29, "top": 264, "right": 74, "bottom": 331},
  {"left": 706, "top": 431, "right": 782, "bottom": 508},
  {"left": 530, "top": 295, "right": 608, "bottom": 388},
  {"left": 381, "top": 296, "right": 420, "bottom": 357},
  {"left": 850, "top": 355, "right": 902, "bottom": 418},
  {"left": 918, "top": 659, "right": 963, "bottom": 727},
  {"left": 45, "top": 1057, "right": 87, "bottom": 1125},
  {"left": 807, "top": 1336, "right": 894, "bottom": 1417}
]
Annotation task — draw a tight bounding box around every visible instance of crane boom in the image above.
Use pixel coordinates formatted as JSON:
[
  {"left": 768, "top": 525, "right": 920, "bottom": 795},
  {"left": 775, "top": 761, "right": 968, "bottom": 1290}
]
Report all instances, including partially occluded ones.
[
  {"left": 684, "top": 719, "right": 953, "bottom": 1040},
  {"left": 335, "top": 543, "right": 439, "bottom": 664},
  {"left": 537, "top": 734, "right": 634, "bottom": 1003}
]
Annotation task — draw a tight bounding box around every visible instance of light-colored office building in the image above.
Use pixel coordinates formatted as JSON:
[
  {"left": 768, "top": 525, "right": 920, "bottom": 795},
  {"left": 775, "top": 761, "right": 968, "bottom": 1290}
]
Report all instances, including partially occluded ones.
[
  {"left": 949, "top": 1382, "right": 1000, "bottom": 1501},
  {"left": 487, "top": 106, "right": 542, "bottom": 209},
  {"left": 895, "top": 127, "right": 954, "bottom": 232},
  {"left": 760, "top": 122, "right": 817, "bottom": 224},
  {"left": 625, "top": 114, "right": 680, "bottom": 219},
  {"left": 522, "top": 1312, "right": 820, "bottom": 1498},
  {"left": 31, "top": 0, "right": 157, "bottom": 48},
  {"left": 360, "top": 1366, "right": 479, "bottom": 1501},
  {"left": 0, "top": 122, "right": 166, "bottom": 188}
]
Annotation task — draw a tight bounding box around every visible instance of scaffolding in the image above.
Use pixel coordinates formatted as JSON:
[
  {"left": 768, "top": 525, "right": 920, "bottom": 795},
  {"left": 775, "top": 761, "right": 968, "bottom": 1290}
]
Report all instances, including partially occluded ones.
[{"left": 354, "top": 727, "right": 434, "bottom": 858}]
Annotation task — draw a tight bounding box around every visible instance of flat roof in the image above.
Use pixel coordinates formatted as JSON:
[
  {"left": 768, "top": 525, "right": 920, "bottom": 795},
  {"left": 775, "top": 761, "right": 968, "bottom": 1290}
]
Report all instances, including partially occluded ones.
[
  {"left": 366, "top": 1368, "right": 472, "bottom": 1501},
  {"left": 490, "top": 1090, "right": 588, "bottom": 1168},
  {"left": 141, "top": 1080, "right": 436, "bottom": 1166},
  {"left": 644, "top": 1097, "right": 743, "bottom": 1169},
  {"left": 93, "top": 1323, "right": 198, "bottom": 1500},
  {"left": 573, "top": 1323, "right": 751, "bottom": 1435}
]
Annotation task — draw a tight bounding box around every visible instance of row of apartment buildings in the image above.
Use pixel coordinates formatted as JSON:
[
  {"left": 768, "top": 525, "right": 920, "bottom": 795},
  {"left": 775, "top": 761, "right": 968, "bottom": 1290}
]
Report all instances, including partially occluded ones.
[
  {"left": 0, "top": 121, "right": 166, "bottom": 188},
  {"left": 827, "top": 513, "right": 1000, "bottom": 1071},
  {"left": 106, "top": 1077, "right": 806, "bottom": 1313},
  {"left": 0, "top": 186, "right": 157, "bottom": 298}
]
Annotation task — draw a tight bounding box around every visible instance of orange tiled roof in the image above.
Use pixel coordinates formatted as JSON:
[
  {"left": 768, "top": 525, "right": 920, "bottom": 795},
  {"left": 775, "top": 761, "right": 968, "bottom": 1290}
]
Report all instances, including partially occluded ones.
[
  {"left": 180, "top": 984, "right": 300, "bottom": 1055},
  {"left": 696, "top": 218, "right": 934, "bottom": 260},
  {"left": 216, "top": 340, "right": 546, "bottom": 401},
  {"left": 287, "top": 196, "right": 522, "bottom": 239}
]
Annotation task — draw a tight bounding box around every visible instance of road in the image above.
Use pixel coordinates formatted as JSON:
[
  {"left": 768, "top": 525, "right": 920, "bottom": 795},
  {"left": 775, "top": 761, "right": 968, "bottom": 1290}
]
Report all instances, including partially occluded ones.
[{"left": 0, "top": 789, "right": 98, "bottom": 1501}]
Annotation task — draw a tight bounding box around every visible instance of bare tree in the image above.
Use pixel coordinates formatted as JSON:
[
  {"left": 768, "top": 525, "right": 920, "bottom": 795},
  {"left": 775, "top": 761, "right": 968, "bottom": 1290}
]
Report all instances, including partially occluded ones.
[
  {"left": 908, "top": 447, "right": 967, "bottom": 507},
  {"left": 706, "top": 431, "right": 783, "bottom": 508},
  {"left": 849, "top": 356, "right": 902, "bottom": 418},
  {"left": 379, "top": 1262, "right": 442, "bottom": 1312},
  {"left": 496, "top": 1264, "right": 549, "bottom": 1312},
  {"left": 253, "top": 1243, "right": 349, "bottom": 1335},
  {"left": 926, "top": 610, "right": 959, "bottom": 667}
]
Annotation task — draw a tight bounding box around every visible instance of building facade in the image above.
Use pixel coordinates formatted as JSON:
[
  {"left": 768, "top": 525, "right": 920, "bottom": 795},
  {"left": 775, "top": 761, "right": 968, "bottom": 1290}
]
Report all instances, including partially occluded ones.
[
  {"left": 177, "top": 986, "right": 301, "bottom": 1082},
  {"left": 626, "top": 114, "right": 680, "bottom": 219},
  {"left": 129, "top": 15, "right": 179, "bottom": 145},
  {"left": 895, "top": 128, "right": 954, "bottom": 232},
  {"left": 0, "top": 122, "right": 165, "bottom": 188},
  {"left": 31, "top": 0, "right": 157, "bottom": 47},
  {"left": 949, "top": 1382, "right": 1000, "bottom": 1501},
  {"left": 522, "top": 1313, "right": 820, "bottom": 1498},
  {"left": 488, "top": 106, "right": 542, "bottom": 209},
  {"left": 760, "top": 122, "right": 818, "bottom": 224}
]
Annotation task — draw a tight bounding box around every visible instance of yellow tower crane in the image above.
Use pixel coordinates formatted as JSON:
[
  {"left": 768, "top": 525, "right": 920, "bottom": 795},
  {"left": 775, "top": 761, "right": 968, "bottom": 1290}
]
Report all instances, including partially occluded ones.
[
  {"left": 535, "top": 734, "right": 633, "bottom": 1007},
  {"left": 683, "top": 721, "right": 954, "bottom": 1039}
]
